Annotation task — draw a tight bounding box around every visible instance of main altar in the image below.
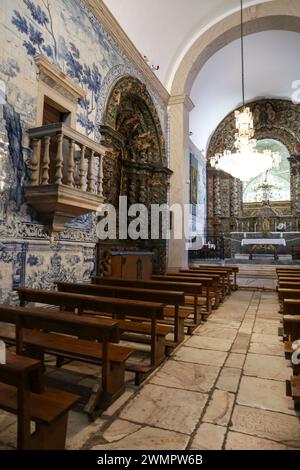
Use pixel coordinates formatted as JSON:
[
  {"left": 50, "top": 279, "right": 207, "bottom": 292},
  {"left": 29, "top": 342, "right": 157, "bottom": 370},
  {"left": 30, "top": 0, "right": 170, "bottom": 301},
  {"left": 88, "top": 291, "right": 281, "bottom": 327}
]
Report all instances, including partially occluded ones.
[{"left": 241, "top": 238, "right": 286, "bottom": 260}]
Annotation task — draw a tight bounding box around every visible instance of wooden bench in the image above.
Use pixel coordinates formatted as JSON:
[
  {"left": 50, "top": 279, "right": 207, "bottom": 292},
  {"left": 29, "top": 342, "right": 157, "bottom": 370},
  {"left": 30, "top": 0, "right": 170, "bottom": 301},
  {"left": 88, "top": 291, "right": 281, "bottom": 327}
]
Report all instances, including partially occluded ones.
[
  {"left": 178, "top": 269, "right": 227, "bottom": 299},
  {"left": 192, "top": 265, "right": 238, "bottom": 290},
  {"left": 15, "top": 287, "right": 168, "bottom": 375},
  {"left": 278, "top": 289, "right": 300, "bottom": 313},
  {"left": 283, "top": 315, "right": 300, "bottom": 343},
  {"left": 152, "top": 274, "right": 215, "bottom": 316},
  {"left": 0, "top": 351, "right": 79, "bottom": 449},
  {"left": 283, "top": 299, "right": 300, "bottom": 316},
  {"left": 91, "top": 276, "right": 202, "bottom": 331},
  {"left": 290, "top": 376, "right": 300, "bottom": 408},
  {"left": 56, "top": 282, "right": 185, "bottom": 345},
  {"left": 281, "top": 315, "right": 300, "bottom": 408},
  {"left": 278, "top": 281, "right": 300, "bottom": 289},
  {"left": 184, "top": 268, "right": 231, "bottom": 296},
  {"left": 0, "top": 304, "right": 133, "bottom": 420}
]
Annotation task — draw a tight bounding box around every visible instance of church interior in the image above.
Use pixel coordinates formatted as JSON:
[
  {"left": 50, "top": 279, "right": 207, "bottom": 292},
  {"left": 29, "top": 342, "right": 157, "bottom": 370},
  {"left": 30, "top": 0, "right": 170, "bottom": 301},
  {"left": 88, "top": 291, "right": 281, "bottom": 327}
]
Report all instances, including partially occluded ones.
[{"left": 0, "top": 0, "right": 300, "bottom": 453}]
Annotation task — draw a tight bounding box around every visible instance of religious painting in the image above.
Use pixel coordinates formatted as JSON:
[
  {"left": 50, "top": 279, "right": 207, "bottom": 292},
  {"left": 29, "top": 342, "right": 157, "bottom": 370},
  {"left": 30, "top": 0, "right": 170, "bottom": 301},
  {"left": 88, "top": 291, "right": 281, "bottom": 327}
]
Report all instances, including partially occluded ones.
[{"left": 190, "top": 153, "right": 199, "bottom": 214}]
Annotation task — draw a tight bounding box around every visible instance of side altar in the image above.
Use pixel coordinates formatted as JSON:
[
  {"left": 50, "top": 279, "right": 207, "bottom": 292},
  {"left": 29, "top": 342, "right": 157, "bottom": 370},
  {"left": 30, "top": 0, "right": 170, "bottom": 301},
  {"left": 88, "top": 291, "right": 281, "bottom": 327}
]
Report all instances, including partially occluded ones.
[{"left": 241, "top": 238, "right": 286, "bottom": 260}]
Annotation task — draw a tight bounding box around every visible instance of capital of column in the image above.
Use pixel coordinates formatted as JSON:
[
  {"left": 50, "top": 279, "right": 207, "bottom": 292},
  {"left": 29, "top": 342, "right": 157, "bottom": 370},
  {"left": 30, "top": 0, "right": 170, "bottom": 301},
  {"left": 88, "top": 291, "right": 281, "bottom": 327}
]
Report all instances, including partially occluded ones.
[{"left": 168, "top": 94, "right": 195, "bottom": 112}]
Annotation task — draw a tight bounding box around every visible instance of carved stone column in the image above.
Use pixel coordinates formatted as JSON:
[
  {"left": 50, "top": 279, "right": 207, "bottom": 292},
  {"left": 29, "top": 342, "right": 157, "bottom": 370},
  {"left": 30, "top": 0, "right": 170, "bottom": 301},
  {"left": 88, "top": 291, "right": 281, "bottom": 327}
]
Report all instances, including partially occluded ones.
[{"left": 213, "top": 173, "right": 221, "bottom": 218}]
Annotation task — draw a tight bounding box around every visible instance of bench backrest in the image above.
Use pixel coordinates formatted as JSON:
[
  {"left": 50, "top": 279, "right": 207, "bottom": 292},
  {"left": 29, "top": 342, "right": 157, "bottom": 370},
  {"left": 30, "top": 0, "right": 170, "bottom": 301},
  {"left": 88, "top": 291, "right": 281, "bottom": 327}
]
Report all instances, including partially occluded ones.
[
  {"left": 194, "top": 265, "right": 237, "bottom": 273},
  {"left": 177, "top": 270, "right": 222, "bottom": 280},
  {"left": 56, "top": 282, "right": 185, "bottom": 306},
  {"left": 152, "top": 275, "right": 213, "bottom": 287},
  {"left": 283, "top": 315, "right": 300, "bottom": 340},
  {"left": 278, "top": 288, "right": 300, "bottom": 300},
  {"left": 283, "top": 299, "right": 300, "bottom": 315},
  {"left": 0, "top": 351, "right": 42, "bottom": 449},
  {"left": 91, "top": 277, "right": 202, "bottom": 295},
  {"left": 278, "top": 282, "right": 300, "bottom": 289},
  {"left": 15, "top": 288, "right": 165, "bottom": 320},
  {"left": 0, "top": 304, "right": 119, "bottom": 343}
]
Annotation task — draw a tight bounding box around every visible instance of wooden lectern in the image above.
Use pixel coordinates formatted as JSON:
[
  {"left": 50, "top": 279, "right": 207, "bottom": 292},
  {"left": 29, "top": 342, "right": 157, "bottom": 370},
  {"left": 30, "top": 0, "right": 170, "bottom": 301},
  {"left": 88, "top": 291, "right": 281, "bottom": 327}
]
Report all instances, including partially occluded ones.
[{"left": 110, "top": 251, "right": 153, "bottom": 279}]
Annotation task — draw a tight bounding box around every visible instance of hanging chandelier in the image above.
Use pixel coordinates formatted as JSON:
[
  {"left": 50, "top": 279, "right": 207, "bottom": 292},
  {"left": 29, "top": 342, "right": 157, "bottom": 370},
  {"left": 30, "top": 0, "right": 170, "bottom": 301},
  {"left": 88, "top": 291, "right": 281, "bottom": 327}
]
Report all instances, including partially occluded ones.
[{"left": 210, "top": 0, "right": 281, "bottom": 182}]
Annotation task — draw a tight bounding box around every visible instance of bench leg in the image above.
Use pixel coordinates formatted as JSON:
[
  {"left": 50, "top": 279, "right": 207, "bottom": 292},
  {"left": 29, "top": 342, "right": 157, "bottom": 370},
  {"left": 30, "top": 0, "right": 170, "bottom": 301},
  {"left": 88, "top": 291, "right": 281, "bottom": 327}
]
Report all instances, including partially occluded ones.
[
  {"left": 177, "top": 319, "right": 185, "bottom": 343},
  {"left": 30, "top": 413, "right": 68, "bottom": 450},
  {"left": 154, "top": 335, "right": 166, "bottom": 366},
  {"left": 85, "top": 362, "right": 126, "bottom": 421}
]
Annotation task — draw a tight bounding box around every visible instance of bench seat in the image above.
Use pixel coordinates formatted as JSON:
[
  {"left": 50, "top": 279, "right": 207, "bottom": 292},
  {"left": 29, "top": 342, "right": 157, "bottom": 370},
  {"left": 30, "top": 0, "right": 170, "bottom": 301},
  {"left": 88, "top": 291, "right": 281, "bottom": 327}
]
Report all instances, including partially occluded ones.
[
  {"left": 0, "top": 383, "right": 78, "bottom": 425},
  {"left": 0, "top": 325, "right": 133, "bottom": 364}
]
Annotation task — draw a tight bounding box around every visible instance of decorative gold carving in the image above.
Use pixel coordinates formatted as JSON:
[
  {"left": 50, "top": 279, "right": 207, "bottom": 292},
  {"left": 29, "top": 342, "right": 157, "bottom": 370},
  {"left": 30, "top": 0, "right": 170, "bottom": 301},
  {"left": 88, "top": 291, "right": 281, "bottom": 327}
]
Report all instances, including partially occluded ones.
[{"left": 98, "top": 76, "right": 172, "bottom": 273}]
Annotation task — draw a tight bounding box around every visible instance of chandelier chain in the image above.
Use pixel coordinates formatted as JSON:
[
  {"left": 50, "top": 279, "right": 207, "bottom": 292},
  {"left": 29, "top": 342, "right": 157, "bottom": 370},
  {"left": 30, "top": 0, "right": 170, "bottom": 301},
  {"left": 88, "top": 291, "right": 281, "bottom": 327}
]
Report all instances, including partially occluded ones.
[{"left": 240, "top": 0, "right": 245, "bottom": 106}]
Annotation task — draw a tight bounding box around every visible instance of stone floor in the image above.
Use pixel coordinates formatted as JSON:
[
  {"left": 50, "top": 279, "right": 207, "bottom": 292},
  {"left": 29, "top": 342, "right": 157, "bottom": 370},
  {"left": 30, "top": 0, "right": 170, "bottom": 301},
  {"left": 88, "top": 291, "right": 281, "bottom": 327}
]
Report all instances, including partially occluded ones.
[{"left": 1, "top": 289, "right": 300, "bottom": 450}]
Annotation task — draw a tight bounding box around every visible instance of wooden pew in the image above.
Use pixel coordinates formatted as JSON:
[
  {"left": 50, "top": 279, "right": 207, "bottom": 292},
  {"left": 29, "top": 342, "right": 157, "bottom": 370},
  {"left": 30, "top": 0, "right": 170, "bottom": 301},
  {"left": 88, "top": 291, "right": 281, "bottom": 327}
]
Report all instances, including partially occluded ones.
[
  {"left": 278, "top": 288, "right": 300, "bottom": 313},
  {"left": 178, "top": 269, "right": 227, "bottom": 299},
  {"left": 56, "top": 282, "right": 185, "bottom": 345},
  {"left": 283, "top": 315, "right": 300, "bottom": 343},
  {"left": 152, "top": 274, "right": 215, "bottom": 316},
  {"left": 290, "top": 376, "right": 300, "bottom": 408},
  {"left": 91, "top": 276, "right": 202, "bottom": 332},
  {"left": 0, "top": 304, "right": 133, "bottom": 420},
  {"left": 192, "top": 265, "right": 239, "bottom": 290},
  {"left": 15, "top": 287, "right": 168, "bottom": 374},
  {"left": 186, "top": 267, "right": 231, "bottom": 295},
  {"left": 278, "top": 281, "right": 300, "bottom": 289},
  {"left": 0, "top": 351, "right": 79, "bottom": 449},
  {"left": 282, "top": 316, "right": 300, "bottom": 407},
  {"left": 283, "top": 299, "right": 300, "bottom": 316}
]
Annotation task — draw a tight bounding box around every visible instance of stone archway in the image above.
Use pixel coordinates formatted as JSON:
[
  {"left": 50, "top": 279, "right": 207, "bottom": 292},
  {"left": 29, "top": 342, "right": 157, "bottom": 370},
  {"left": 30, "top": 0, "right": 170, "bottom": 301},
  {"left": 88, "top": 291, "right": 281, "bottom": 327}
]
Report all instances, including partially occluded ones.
[
  {"left": 206, "top": 99, "right": 300, "bottom": 244},
  {"left": 97, "top": 76, "right": 172, "bottom": 275},
  {"left": 168, "top": 0, "right": 300, "bottom": 268}
]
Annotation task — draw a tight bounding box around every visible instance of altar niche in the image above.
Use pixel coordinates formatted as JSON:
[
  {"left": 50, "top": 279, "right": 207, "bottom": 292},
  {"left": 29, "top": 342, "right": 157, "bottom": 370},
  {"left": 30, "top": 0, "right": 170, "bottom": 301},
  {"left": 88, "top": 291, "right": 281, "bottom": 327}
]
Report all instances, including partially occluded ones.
[
  {"left": 97, "top": 76, "right": 172, "bottom": 276},
  {"left": 207, "top": 99, "right": 300, "bottom": 258}
]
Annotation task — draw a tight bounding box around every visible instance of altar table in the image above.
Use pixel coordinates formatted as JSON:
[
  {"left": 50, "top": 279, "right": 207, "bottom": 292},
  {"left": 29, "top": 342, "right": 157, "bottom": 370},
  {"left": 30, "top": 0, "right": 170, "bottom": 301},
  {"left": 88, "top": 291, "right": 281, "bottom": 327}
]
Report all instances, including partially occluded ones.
[{"left": 241, "top": 239, "right": 286, "bottom": 260}]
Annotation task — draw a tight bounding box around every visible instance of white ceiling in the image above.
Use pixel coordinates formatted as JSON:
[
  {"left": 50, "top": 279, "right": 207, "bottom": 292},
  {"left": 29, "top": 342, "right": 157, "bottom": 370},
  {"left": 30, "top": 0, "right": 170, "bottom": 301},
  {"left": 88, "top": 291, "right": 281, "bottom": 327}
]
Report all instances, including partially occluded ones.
[
  {"left": 103, "top": 1, "right": 300, "bottom": 156},
  {"left": 190, "top": 30, "right": 300, "bottom": 152},
  {"left": 103, "top": 0, "right": 272, "bottom": 89}
]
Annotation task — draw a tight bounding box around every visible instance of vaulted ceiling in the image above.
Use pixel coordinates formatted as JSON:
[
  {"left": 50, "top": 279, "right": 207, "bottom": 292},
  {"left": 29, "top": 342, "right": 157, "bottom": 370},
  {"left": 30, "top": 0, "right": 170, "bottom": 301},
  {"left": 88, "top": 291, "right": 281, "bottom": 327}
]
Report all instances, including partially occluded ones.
[
  {"left": 103, "top": 0, "right": 300, "bottom": 153},
  {"left": 103, "top": 0, "right": 272, "bottom": 89}
]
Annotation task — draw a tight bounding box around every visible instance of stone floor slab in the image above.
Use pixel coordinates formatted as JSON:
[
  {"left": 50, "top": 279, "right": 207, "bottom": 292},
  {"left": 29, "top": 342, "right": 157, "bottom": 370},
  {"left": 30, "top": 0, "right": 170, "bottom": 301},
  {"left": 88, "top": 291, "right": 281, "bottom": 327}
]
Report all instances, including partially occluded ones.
[
  {"left": 231, "top": 333, "right": 251, "bottom": 354},
  {"left": 243, "top": 353, "right": 291, "bottom": 381},
  {"left": 92, "top": 426, "right": 189, "bottom": 450},
  {"left": 251, "top": 333, "right": 282, "bottom": 345},
  {"left": 120, "top": 384, "right": 208, "bottom": 434},
  {"left": 225, "top": 353, "right": 246, "bottom": 369},
  {"left": 150, "top": 360, "right": 220, "bottom": 393},
  {"left": 237, "top": 376, "right": 298, "bottom": 416},
  {"left": 216, "top": 367, "right": 241, "bottom": 393},
  {"left": 102, "top": 419, "right": 141, "bottom": 443},
  {"left": 184, "top": 335, "right": 233, "bottom": 352},
  {"left": 225, "top": 431, "right": 293, "bottom": 450},
  {"left": 190, "top": 423, "right": 226, "bottom": 450},
  {"left": 203, "top": 389, "right": 235, "bottom": 426},
  {"left": 194, "top": 325, "right": 237, "bottom": 341},
  {"left": 173, "top": 347, "right": 227, "bottom": 367},
  {"left": 230, "top": 405, "right": 300, "bottom": 447},
  {"left": 249, "top": 342, "right": 283, "bottom": 357}
]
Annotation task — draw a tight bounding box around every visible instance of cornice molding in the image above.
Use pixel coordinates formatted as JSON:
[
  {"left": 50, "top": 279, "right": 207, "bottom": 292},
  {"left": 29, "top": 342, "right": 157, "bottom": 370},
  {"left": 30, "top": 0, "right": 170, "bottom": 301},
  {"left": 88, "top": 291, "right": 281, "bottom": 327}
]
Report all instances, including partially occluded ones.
[
  {"left": 35, "top": 54, "right": 86, "bottom": 101},
  {"left": 83, "top": 0, "right": 170, "bottom": 105},
  {"left": 168, "top": 94, "right": 195, "bottom": 112}
]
